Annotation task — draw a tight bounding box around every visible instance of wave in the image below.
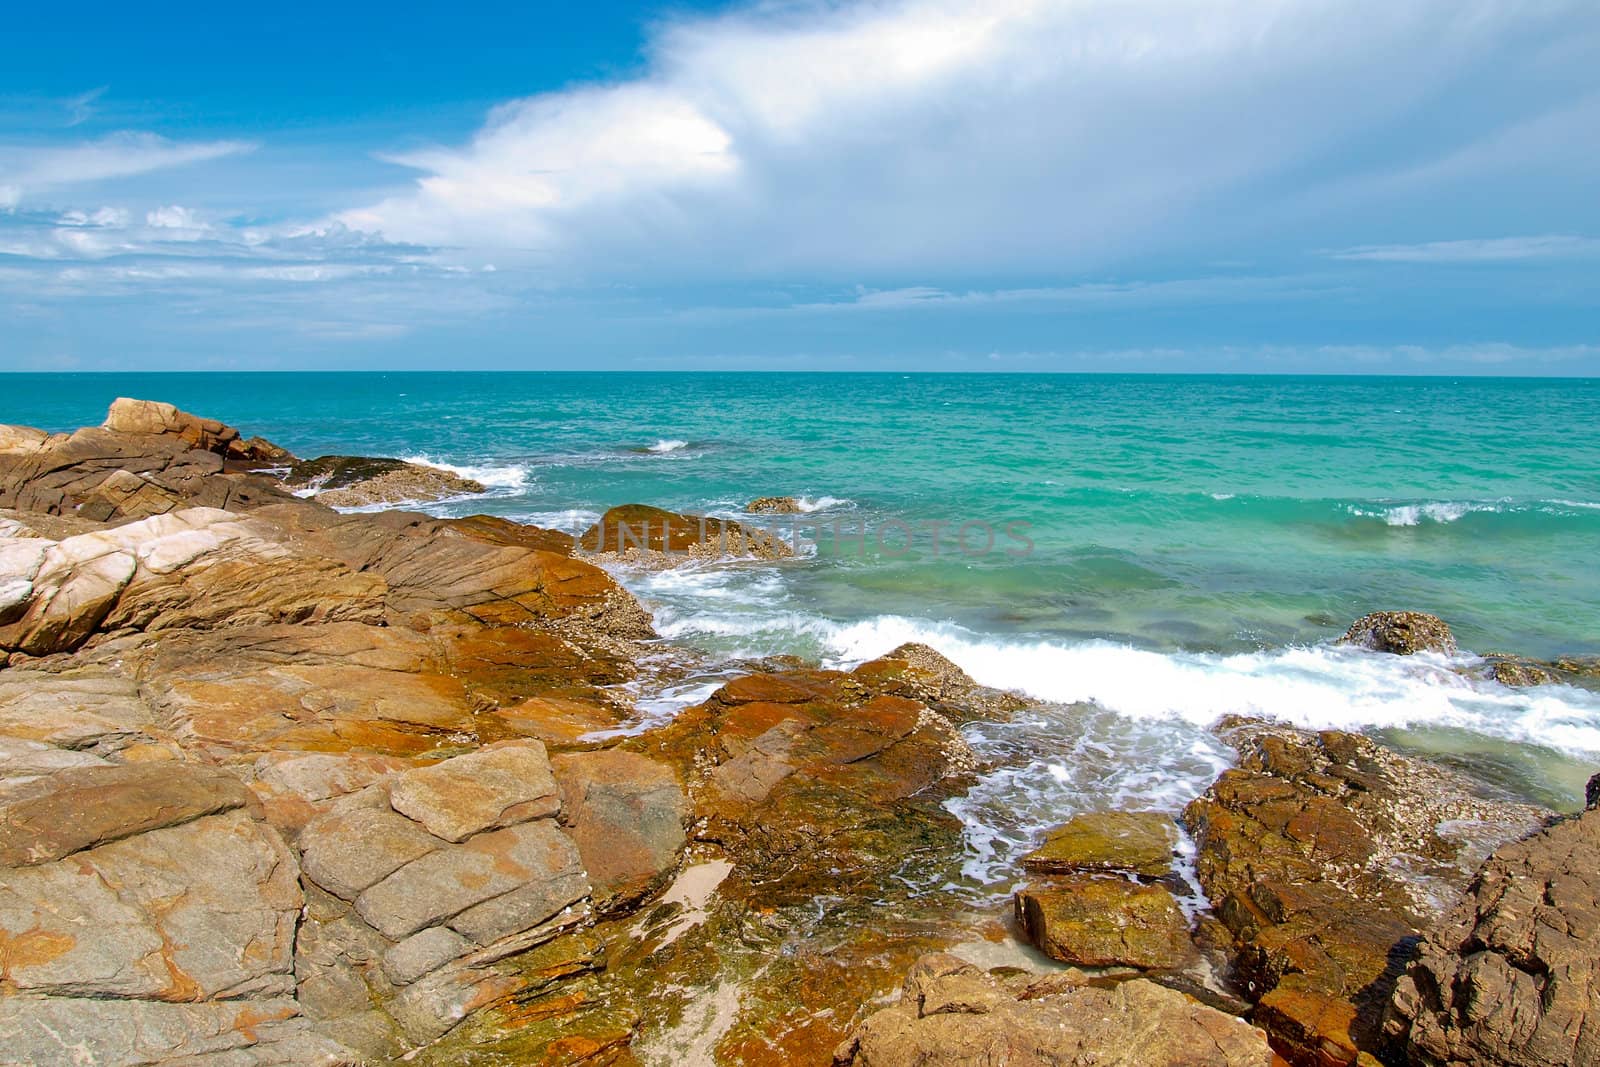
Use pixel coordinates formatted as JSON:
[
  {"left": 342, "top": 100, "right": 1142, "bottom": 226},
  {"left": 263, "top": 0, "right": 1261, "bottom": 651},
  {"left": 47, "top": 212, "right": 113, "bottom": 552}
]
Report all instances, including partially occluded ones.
[
  {"left": 512, "top": 508, "right": 603, "bottom": 534},
  {"left": 398, "top": 454, "right": 531, "bottom": 491},
  {"left": 816, "top": 615, "right": 1600, "bottom": 754},
  {"left": 646, "top": 439, "right": 690, "bottom": 454},
  {"left": 794, "top": 495, "right": 853, "bottom": 512},
  {"left": 1344, "top": 498, "right": 1600, "bottom": 526}
]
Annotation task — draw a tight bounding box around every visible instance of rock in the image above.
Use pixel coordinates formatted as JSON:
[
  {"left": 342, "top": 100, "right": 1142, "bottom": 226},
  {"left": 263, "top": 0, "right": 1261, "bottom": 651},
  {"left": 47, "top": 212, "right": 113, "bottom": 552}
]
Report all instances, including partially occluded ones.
[
  {"left": 1386, "top": 807, "right": 1599, "bottom": 1067},
  {"left": 1014, "top": 876, "right": 1195, "bottom": 969},
  {"left": 1589, "top": 772, "right": 1599, "bottom": 810},
  {"left": 103, "top": 397, "right": 295, "bottom": 465},
  {"left": 299, "top": 805, "right": 443, "bottom": 901},
  {"left": 446, "top": 513, "right": 576, "bottom": 555},
  {"left": 283, "top": 455, "right": 485, "bottom": 508},
  {"left": 1487, "top": 656, "right": 1560, "bottom": 687},
  {"left": 0, "top": 508, "right": 386, "bottom": 656},
  {"left": 1182, "top": 722, "right": 1549, "bottom": 1063},
  {"left": 0, "top": 760, "right": 249, "bottom": 867},
  {"left": 384, "top": 926, "right": 474, "bottom": 986},
  {"left": 851, "top": 641, "right": 1028, "bottom": 722},
  {"left": 354, "top": 820, "right": 588, "bottom": 941},
  {"left": 747, "top": 496, "right": 803, "bottom": 514},
  {"left": 0, "top": 669, "right": 154, "bottom": 749},
  {"left": 835, "top": 953, "right": 1273, "bottom": 1066},
  {"left": 643, "top": 663, "right": 978, "bottom": 900},
  {"left": 0, "top": 996, "right": 352, "bottom": 1066},
  {"left": 388, "top": 740, "right": 561, "bottom": 842},
  {"left": 1339, "top": 611, "right": 1457, "bottom": 655},
  {"left": 578, "top": 503, "right": 794, "bottom": 563},
  {"left": 1020, "top": 811, "right": 1179, "bottom": 877},
  {"left": 0, "top": 424, "right": 52, "bottom": 454},
  {"left": 552, "top": 749, "right": 688, "bottom": 910}
]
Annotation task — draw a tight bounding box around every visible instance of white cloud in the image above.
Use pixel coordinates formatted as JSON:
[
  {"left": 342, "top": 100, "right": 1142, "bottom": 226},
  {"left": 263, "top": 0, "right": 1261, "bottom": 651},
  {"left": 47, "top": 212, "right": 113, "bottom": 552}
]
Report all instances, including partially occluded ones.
[
  {"left": 1326, "top": 235, "right": 1600, "bottom": 263},
  {"left": 0, "top": 132, "right": 253, "bottom": 205},
  {"left": 341, "top": 0, "right": 1599, "bottom": 281}
]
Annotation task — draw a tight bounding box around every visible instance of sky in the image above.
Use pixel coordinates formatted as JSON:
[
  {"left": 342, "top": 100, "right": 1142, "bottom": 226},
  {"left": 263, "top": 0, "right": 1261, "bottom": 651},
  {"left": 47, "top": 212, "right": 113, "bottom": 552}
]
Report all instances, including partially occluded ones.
[{"left": 2, "top": 0, "right": 1598, "bottom": 374}]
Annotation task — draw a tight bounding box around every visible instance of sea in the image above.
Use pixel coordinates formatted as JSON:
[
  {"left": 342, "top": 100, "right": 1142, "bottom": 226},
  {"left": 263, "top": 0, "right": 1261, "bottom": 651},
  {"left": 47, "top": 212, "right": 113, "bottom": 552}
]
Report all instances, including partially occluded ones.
[{"left": 8, "top": 371, "right": 1600, "bottom": 888}]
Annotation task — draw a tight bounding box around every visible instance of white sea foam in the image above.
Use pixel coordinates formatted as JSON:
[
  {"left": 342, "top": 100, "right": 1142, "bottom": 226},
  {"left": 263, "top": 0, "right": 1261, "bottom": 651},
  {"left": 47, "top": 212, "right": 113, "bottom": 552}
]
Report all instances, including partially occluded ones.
[
  {"left": 398, "top": 454, "right": 531, "bottom": 490},
  {"left": 813, "top": 615, "right": 1600, "bottom": 753},
  {"left": 514, "top": 508, "right": 602, "bottom": 533},
  {"left": 794, "top": 495, "right": 852, "bottom": 512},
  {"left": 1346, "top": 500, "right": 1510, "bottom": 526},
  {"left": 1208, "top": 492, "right": 1236, "bottom": 501},
  {"left": 647, "top": 439, "right": 690, "bottom": 453}
]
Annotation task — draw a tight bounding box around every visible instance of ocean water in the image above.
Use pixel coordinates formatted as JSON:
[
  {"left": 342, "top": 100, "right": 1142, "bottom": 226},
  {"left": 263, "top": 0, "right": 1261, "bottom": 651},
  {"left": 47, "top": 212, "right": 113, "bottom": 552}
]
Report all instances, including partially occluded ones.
[{"left": 7, "top": 371, "right": 1600, "bottom": 869}]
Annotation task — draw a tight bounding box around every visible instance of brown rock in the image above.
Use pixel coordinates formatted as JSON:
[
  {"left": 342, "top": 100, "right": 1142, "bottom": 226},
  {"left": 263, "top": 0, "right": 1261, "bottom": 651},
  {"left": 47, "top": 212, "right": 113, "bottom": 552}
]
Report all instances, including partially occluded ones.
[
  {"left": 1338, "top": 611, "right": 1457, "bottom": 655},
  {"left": 1386, "top": 807, "right": 1599, "bottom": 1067},
  {"left": 747, "top": 496, "right": 803, "bottom": 514},
  {"left": 0, "top": 760, "right": 249, "bottom": 867},
  {"left": 835, "top": 953, "right": 1273, "bottom": 1066},
  {"left": 283, "top": 455, "right": 485, "bottom": 508},
  {"left": 552, "top": 749, "right": 688, "bottom": 909},
  {"left": 103, "top": 397, "right": 295, "bottom": 465},
  {"left": 1014, "top": 876, "right": 1195, "bottom": 969},
  {"left": 1182, "top": 722, "right": 1548, "bottom": 1063},
  {"left": 1020, "top": 811, "right": 1179, "bottom": 878},
  {"left": 578, "top": 503, "right": 794, "bottom": 563}
]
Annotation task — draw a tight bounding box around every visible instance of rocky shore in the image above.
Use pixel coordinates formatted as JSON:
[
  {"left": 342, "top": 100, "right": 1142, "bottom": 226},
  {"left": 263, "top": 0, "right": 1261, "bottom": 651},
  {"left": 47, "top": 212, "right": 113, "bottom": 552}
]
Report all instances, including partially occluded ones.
[{"left": 1, "top": 399, "right": 1596, "bottom": 1066}]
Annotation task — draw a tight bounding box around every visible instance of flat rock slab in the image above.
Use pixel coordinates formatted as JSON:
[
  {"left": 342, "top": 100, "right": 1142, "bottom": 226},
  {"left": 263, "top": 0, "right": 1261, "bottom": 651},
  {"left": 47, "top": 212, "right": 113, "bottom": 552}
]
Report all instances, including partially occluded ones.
[
  {"left": 838, "top": 954, "right": 1272, "bottom": 1067},
  {"left": 1020, "top": 811, "right": 1179, "bottom": 878},
  {"left": 0, "top": 760, "right": 249, "bottom": 867},
  {"left": 299, "top": 805, "right": 443, "bottom": 901},
  {"left": 388, "top": 740, "right": 560, "bottom": 842},
  {"left": 356, "top": 819, "right": 588, "bottom": 940},
  {"left": 1015, "top": 875, "right": 1195, "bottom": 970}
]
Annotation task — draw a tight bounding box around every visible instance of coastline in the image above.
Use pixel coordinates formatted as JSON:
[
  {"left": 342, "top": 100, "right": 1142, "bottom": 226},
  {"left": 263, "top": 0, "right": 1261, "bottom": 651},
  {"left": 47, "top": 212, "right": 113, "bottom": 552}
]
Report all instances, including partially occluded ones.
[{"left": 1, "top": 397, "right": 1597, "bottom": 1066}]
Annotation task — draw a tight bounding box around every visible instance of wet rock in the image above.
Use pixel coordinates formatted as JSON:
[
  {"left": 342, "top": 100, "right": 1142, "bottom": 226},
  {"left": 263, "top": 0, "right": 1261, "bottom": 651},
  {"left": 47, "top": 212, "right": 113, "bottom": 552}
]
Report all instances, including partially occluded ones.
[
  {"left": 643, "top": 663, "right": 978, "bottom": 900},
  {"left": 283, "top": 454, "right": 485, "bottom": 508},
  {"left": 1015, "top": 876, "right": 1195, "bottom": 969},
  {"left": 1589, "top": 771, "right": 1599, "bottom": 810},
  {"left": 852, "top": 641, "right": 1029, "bottom": 723},
  {"left": 387, "top": 739, "right": 561, "bottom": 842},
  {"left": 1020, "top": 811, "right": 1180, "bottom": 877},
  {"left": 1339, "top": 611, "right": 1457, "bottom": 655},
  {"left": 553, "top": 749, "right": 688, "bottom": 910},
  {"left": 1182, "top": 722, "right": 1548, "bottom": 1064},
  {"left": 579, "top": 503, "right": 794, "bottom": 563},
  {"left": 835, "top": 953, "right": 1273, "bottom": 1066},
  {"left": 1386, "top": 807, "right": 1599, "bottom": 1067},
  {"left": 747, "top": 496, "right": 803, "bottom": 513}
]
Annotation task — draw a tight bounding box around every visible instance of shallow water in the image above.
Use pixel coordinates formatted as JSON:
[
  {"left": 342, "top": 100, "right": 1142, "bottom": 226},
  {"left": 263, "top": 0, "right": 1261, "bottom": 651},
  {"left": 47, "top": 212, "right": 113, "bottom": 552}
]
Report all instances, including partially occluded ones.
[{"left": 8, "top": 372, "right": 1599, "bottom": 861}]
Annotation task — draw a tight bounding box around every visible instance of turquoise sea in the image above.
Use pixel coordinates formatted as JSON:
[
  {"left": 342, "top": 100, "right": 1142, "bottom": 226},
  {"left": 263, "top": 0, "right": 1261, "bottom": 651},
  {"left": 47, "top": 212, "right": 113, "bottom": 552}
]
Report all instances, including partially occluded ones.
[{"left": 7, "top": 372, "right": 1600, "bottom": 854}]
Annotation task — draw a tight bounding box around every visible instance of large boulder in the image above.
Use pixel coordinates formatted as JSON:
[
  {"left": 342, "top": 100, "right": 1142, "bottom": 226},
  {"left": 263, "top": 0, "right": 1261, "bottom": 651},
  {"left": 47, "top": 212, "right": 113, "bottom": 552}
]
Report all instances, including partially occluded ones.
[
  {"left": 0, "top": 507, "right": 386, "bottom": 656},
  {"left": 1339, "top": 611, "right": 1457, "bottom": 655},
  {"left": 1020, "top": 811, "right": 1179, "bottom": 877},
  {"left": 579, "top": 503, "right": 794, "bottom": 563},
  {"left": 102, "top": 397, "right": 294, "bottom": 465},
  {"left": 1386, "top": 807, "right": 1598, "bottom": 1067},
  {"left": 1182, "top": 722, "right": 1547, "bottom": 1065},
  {"left": 835, "top": 953, "right": 1273, "bottom": 1067}
]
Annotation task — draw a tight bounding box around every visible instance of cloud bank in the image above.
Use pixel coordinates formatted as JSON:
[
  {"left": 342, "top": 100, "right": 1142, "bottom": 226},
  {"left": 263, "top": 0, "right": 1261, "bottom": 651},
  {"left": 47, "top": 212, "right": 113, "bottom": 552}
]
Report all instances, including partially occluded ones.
[{"left": 341, "top": 0, "right": 1599, "bottom": 282}]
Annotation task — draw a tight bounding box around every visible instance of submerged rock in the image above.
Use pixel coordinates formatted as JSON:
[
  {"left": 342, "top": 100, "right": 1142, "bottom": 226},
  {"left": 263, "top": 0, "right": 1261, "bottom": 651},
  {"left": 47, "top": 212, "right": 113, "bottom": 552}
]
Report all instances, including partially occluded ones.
[
  {"left": 579, "top": 503, "right": 794, "bottom": 563},
  {"left": 1386, "top": 807, "right": 1598, "bottom": 1067},
  {"left": 747, "top": 495, "right": 803, "bottom": 513},
  {"left": 1339, "top": 610, "right": 1457, "bottom": 655},
  {"left": 835, "top": 953, "right": 1273, "bottom": 1067},
  {"left": 283, "top": 454, "right": 486, "bottom": 508}
]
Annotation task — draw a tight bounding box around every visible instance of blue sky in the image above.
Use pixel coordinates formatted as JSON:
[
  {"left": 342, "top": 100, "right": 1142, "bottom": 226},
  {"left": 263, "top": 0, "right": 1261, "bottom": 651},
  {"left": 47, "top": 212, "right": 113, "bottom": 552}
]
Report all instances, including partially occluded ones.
[{"left": 2, "top": 0, "right": 1597, "bottom": 373}]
